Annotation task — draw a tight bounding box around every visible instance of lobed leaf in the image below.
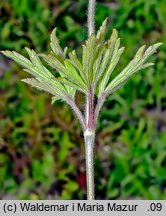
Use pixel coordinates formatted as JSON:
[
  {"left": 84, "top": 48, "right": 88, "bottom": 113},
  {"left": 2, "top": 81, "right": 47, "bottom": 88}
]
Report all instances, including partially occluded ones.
[
  {"left": 97, "top": 29, "right": 124, "bottom": 96},
  {"left": 64, "top": 59, "right": 87, "bottom": 89},
  {"left": 22, "top": 78, "right": 65, "bottom": 98},
  {"left": 96, "top": 18, "right": 108, "bottom": 43},
  {"left": 105, "top": 43, "right": 163, "bottom": 96},
  {"left": 41, "top": 52, "right": 88, "bottom": 93},
  {"left": 50, "top": 28, "right": 65, "bottom": 59},
  {"left": 1, "top": 20, "right": 162, "bottom": 107},
  {"left": 68, "top": 50, "right": 85, "bottom": 82},
  {"left": 82, "top": 34, "right": 96, "bottom": 85},
  {"left": 1, "top": 50, "right": 32, "bottom": 68}
]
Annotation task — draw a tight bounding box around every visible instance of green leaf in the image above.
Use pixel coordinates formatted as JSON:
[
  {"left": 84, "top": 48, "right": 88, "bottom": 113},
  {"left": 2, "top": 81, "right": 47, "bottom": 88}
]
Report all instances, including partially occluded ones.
[
  {"left": 1, "top": 21, "right": 162, "bottom": 110},
  {"left": 91, "top": 42, "right": 105, "bottom": 85},
  {"left": 50, "top": 28, "right": 65, "bottom": 59},
  {"left": 69, "top": 50, "right": 85, "bottom": 82},
  {"left": 57, "top": 77, "right": 86, "bottom": 94},
  {"left": 22, "top": 78, "right": 66, "bottom": 98},
  {"left": 82, "top": 34, "right": 96, "bottom": 85},
  {"left": 96, "top": 18, "right": 108, "bottom": 43},
  {"left": 1, "top": 50, "right": 32, "bottom": 68},
  {"left": 64, "top": 59, "right": 87, "bottom": 89},
  {"left": 25, "top": 48, "right": 54, "bottom": 79},
  {"left": 40, "top": 53, "right": 65, "bottom": 75},
  {"left": 97, "top": 29, "right": 124, "bottom": 96},
  {"left": 42, "top": 53, "right": 87, "bottom": 93},
  {"left": 105, "top": 43, "right": 163, "bottom": 96}
]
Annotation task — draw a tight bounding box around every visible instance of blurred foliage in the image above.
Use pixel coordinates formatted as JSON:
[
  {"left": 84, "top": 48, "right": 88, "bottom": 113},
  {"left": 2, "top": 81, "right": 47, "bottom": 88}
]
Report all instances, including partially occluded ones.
[{"left": 0, "top": 0, "right": 166, "bottom": 199}]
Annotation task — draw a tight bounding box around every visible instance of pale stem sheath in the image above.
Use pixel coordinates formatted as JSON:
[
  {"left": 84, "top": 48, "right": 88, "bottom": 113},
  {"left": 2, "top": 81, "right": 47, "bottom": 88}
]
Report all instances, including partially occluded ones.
[{"left": 84, "top": 129, "right": 95, "bottom": 200}]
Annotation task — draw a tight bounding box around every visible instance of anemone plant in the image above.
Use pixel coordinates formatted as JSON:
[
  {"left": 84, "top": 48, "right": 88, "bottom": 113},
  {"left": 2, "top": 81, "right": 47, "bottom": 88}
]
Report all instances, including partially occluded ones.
[{"left": 1, "top": 0, "right": 162, "bottom": 200}]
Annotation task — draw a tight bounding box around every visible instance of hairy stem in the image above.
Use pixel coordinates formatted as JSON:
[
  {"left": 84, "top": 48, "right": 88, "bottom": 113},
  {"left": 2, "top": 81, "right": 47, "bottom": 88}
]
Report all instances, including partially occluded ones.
[
  {"left": 86, "top": 87, "right": 95, "bottom": 128},
  {"left": 84, "top": 129, "right": 95, "bottom": 200},
  {"left": 94, "top": 93, "right": 106, "bottom": 125},
  {"left": 88, "top": 0, "right": 96, "bottom": 36},
  {"left": 66, "top": 96, "right": 86, "bottom": 130},
  {"left": 84, "top": 87, "right": 95, "bottom": 199},
  {"left": 84, "top": 0, "right": 96, "bottom": 200}
]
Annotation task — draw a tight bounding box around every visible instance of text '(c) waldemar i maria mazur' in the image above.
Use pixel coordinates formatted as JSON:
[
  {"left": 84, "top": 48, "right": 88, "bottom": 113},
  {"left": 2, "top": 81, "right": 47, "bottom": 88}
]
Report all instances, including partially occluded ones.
[{"left": 19, "top": 202, "right": 139, "bottom": 212}]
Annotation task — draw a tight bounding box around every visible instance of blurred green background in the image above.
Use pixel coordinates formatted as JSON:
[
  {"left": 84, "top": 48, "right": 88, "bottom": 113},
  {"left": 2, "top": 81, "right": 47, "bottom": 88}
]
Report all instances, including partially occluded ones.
[{"left": 0, "top": 0, "right": 166, "bottom": 200}]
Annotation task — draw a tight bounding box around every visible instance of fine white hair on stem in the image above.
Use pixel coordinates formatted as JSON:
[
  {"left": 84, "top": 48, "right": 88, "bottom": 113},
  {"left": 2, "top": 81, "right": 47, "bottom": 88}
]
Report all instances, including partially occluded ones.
[{"left": 88, "top": 0, "right": 96, "bottom": 37}]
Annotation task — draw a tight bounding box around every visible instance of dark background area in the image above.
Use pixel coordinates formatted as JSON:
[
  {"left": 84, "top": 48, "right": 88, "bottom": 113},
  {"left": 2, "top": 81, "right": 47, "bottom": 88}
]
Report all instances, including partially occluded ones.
[{"left": 0, "top": 0, "right": 166, "bottom": 199}]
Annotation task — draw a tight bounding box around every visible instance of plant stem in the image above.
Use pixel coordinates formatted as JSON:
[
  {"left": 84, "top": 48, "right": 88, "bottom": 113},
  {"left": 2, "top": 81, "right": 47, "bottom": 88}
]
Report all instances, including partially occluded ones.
[
  {"left": 84, "top": 128, "right": 95, "bottom": 200},
  {"left": 86, "top": 87, "right": 95, "bottom": 128},
  {"left": 83, "top": 0, "right": 96, "bottom": 200},
  {"left": 66, "top": 96, "right": 86, "bottom": 130},
  {"left": 94, "top": 93, "right": 106, "bottom": 125},
  {"left": 84, "top": 87, "right": 95, "bottom": 200},
  {"left": 88, "top": 0, "right": 96, "bottom": 36}
]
